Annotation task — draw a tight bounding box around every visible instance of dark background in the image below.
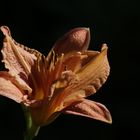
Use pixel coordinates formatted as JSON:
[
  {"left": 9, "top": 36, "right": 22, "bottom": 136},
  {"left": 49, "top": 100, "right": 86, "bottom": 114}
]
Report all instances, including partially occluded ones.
[{"left": 0, "top": 0, "right": 140, "bottom": 139}]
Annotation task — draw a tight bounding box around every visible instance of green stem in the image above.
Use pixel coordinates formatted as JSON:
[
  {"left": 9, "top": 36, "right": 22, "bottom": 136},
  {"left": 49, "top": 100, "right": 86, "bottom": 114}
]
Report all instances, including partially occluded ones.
[
  {"left": 22, "top": 106, "right": 40, "bottom": 140},
  {"left": 24, "top": 123, "right": 40, "bottom": 140}
]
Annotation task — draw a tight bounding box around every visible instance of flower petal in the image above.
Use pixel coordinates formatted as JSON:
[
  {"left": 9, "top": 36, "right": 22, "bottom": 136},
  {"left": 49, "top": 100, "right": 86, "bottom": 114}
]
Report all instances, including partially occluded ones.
[
  {"left": 0, "top": 26, "right": 37, "bottom": 92},
  {"left": 53, "top": 27, "right": 90, "bottom": 55},
  {"left": 63, "top": 99, "right": 112, "bottom": 123},
  {"left": 72, "top": 44, "right": 110, "bottom": 97},
  {"left": 0, "top": 72, "right": 24, "bottom": 103},
  {"left": 77, "top": 44, "right": 110, "bottom": 86},
  {"left": 1, "top": 26, "right": 37, "bottom": 76}
]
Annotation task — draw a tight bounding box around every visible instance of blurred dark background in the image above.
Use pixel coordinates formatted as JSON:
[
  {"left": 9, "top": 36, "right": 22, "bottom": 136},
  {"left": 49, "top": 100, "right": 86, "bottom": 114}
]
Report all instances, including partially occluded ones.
[{"left": 0, "top": 0, "right": 140, "bottom": 139}]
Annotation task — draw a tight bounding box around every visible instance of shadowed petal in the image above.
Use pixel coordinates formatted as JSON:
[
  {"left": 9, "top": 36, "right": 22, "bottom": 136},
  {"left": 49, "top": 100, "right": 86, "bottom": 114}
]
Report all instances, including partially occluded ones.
[
  {"left": 0, "top": 72, "right": 24, "bottom": 103},
  {"left": 53, "top": 28, "right": 90, "bottom": 55},
  {"left": 63, "top": 99, "right": 112, "bottom": 123}
]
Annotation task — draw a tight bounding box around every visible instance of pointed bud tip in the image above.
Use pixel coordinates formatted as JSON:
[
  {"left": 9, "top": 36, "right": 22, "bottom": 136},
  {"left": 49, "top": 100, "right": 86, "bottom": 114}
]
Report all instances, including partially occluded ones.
[
  {"left": 104, "top": 109, "right": 112, "bottom": 124},
  {"left": 106, "top": 115, "right": 112, "bottom": 124}
]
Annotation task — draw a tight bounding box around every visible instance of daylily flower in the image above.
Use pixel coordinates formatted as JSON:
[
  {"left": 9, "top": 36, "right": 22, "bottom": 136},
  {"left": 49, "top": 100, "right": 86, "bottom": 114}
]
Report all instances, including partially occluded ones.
[{"left": 0, "top": 26, "right": 112, "bottom": 128}]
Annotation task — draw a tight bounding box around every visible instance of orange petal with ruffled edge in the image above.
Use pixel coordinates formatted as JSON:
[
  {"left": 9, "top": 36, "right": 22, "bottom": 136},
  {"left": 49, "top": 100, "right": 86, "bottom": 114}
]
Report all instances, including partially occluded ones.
[
  {"left": 0, "top": 26, "right": 37, "bottom": 93},
  {"left": 63, "top": 99, "right": 112, "bottom": 124}
]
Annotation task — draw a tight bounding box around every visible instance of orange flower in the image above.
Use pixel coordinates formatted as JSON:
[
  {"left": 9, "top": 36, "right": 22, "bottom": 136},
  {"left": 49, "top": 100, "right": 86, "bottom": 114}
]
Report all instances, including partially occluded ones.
[{"left": 0, "top": 26, "right": 112, "bottom": 127}]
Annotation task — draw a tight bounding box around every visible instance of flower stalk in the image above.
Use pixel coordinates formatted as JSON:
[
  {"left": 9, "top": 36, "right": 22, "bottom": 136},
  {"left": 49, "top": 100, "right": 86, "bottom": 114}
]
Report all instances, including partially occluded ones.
[{"left": 23, "top": 106, "right": 40, "bottom": 140}]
